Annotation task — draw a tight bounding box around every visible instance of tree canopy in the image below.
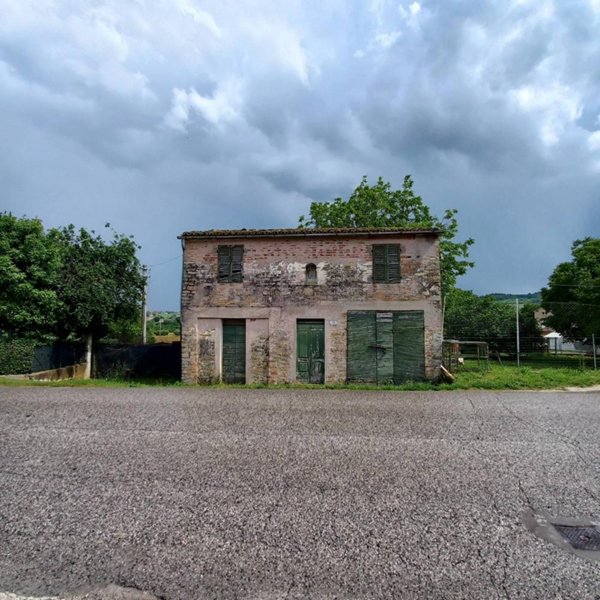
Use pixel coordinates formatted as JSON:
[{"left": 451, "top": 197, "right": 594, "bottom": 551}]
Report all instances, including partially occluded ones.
[
  {"left": 541, "top": 237, "right": 600, "bottom": 339},
  {"left": 0, "top": 214, "right": 62, "bottom": 337},
  {"left": 53, "top": 224, "right": 145, "bottom": 341},
  {"left": 444, "top": 288, "right": 541, "bottom": 342},
  {"left": 299, "top": 175, "right": 474, "bottom": 293},
  {"left": 0, "top": 214, "right": 145, "bottom": 342}
]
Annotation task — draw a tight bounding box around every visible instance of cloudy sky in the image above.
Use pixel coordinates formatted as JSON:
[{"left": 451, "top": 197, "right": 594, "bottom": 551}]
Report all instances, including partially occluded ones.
[{"left": 1, "top": 0, "right": 599, "bottom": 310}]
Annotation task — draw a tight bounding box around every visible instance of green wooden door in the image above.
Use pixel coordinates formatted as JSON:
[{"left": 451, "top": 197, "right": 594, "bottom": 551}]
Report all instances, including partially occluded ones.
[
  {"left": 297, "top": 320, "right": 325, "bottom": 384},
  {"left": 347, "top": 311, "right": 394, "bottom": 384},
  {"left": 222, "top": 320, "right": 246, "bottom": 383},
  {"left": 375, "top": 312, "right": 394, "bottom": 384},
  {"left": 347, "top": 311, "right": 377, "bottom": 383},
  {"left": 347, "top": 310, "right": 425, "bottom": 383},
  {"left": 393, "top": 311, "right": 425, "bottom": 383}
]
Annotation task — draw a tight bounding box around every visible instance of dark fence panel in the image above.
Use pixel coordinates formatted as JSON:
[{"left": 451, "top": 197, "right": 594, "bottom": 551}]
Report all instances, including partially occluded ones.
[{"left": 93, "top": 343, "right": 181, "bottom": 380}]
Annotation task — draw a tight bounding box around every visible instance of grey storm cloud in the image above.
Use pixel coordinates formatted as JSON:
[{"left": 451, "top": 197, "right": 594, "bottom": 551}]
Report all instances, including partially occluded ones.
[{"left": 1, "top": 0, "right": 599, "bottom": 309}]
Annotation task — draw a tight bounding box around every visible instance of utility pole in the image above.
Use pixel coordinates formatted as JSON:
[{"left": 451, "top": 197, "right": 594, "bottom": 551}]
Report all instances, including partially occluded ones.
[
  {"left": 141, "top": 265, "right": 148, "bottom": 345},
  {"left": 593, "top": 334, "right": 597, "bottom": 371},
  {"left": 515, "top": 298, "right": 520, "bottom": 368}
]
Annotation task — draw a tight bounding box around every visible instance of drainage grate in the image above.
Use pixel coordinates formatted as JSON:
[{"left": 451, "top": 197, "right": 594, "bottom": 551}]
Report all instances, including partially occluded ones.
[{"left": 553, "top": 524, "right": 600, "bottom": 551}]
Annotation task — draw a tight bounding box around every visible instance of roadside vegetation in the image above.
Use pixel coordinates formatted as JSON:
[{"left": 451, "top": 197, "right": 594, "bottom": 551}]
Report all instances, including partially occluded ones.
[{"left": 2, "top": 363, "right": 599, "bottom": 390}]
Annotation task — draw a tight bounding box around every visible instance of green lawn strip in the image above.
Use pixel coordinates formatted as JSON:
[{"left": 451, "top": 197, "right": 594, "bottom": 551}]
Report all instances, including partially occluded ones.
[
  {"left": 1, "top": 365, "right": 599, "bottom": 390},
  {"left": 0, "top": 376, "right": 181, "bottom": 388},
  {"left": 450, "top": 364, "right": 600, "bottom": 390}
]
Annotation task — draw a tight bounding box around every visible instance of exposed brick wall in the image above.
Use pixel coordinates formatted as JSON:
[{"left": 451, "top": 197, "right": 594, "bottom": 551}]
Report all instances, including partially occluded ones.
[
  {"left": 183, "top": 236, "right": 440, "bottom": 308},
  {"left": 181, "top": 324, "right": 197, "bottom": 384},
  {"left": 247, "top": 318, "right": 269, "bottom": 384},
  {"left": 327, "top": 313, "right": 347, "bottom": 384}
]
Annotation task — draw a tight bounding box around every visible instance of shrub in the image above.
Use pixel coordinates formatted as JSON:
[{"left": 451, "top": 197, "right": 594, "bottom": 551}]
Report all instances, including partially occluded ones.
[{"left": 0, "top": 338, "right": 37, "bottom": 374}]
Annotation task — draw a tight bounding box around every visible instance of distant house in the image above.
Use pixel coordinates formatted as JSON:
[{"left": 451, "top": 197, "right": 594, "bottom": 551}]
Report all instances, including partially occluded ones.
[
  {"left": 179, "top": 228, "right": 442, "bottom": 385},
  {"left": 543, "top": 331, "right": 563, "bottom": 352}
]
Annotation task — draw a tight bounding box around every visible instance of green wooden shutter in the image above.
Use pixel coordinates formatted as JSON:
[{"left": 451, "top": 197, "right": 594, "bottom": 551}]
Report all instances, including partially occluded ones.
[
  {"left": 218, "top": 245, "right": 231, "bottom": 282},
  {"left": 387, "top": 245, "right": 401, "bottom": 283},
  {"left": 347, "top": 311, "right": 377, "bottom": 382},
  {"left": 393, "top": 311, "right": 425, "bottom": 383},
  {"left": 218, "top": 245, "right": 244, "bottom": 282},
  {"left": 373, "top": 244, "right": 401, "bottom": 283},
  {"left": 231, "top": 245, "right": 244, "bottom": 282},
  {"left": 373, "top": 245, "right": 387, "bottom": 283}
]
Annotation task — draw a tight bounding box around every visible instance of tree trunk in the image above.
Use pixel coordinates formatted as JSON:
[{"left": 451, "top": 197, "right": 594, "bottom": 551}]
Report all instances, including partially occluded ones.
[{"left": 83, "top": 333, "right": 93, "bottom": 379}]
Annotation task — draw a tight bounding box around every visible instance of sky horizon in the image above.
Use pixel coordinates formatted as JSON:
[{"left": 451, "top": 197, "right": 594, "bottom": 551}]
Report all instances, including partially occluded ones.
[{"left": 2, "top": 0, "right": 599, "bottom": 310}]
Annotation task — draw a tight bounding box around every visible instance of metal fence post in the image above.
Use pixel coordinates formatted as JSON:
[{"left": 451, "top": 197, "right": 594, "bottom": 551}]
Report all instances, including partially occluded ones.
[
  {"left": 516, "top": 298, "right": 520, "bottom": 367},
  {"left": 593, "top": 334, "right": 597, "bottom": 371}
]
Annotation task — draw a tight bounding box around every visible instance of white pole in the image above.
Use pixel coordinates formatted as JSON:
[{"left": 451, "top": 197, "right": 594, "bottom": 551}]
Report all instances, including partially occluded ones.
[{"left": 516, "top": 298, "right": 520, "bottom": 367}]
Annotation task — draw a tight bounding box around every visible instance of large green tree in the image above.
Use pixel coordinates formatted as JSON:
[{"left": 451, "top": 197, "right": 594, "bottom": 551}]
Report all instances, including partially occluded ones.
[
  {"left": 541, "top": 237, "right": 600, "bottom": 339},
  {"left": 0, "top": 215, "right": 145, "bottom": 347},
  {"left": 299, "top": 175, "right": 474, "bottom": 293},
  {"left": 0, "top": 213, "right": 62, "bottom": 337},
  {"left": 53, "top": 224, "right": 145, "bottom": 342}
]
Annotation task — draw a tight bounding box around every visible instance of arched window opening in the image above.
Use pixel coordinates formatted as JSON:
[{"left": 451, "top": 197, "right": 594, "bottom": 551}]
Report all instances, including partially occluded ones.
[{"left": 305, "top": 263, "right": 317, "bottom": 284}]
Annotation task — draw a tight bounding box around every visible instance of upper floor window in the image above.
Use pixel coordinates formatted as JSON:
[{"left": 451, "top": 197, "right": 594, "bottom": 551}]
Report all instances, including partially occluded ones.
[
  {"left": 305, "top": 263, "right": 317, "bottom": 284},
  {"left": 372, "top": 244, "right": 400, "bottom": 283},
  {"left": 218, "top": 245, "right": 244, "bottom": 283}
]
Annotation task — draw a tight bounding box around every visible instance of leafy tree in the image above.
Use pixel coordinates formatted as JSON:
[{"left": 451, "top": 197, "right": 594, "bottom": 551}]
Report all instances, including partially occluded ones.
[
  {"left": 444, "top": 289, "right": 514, "bottom": 339},
  {"left": 0, "top": 214, "right": 145, "bottom": 355},
  {"left": 53, "top": 224, "right": 145, "bottom": 343},
  {"left": 0, "top": 213, "right": 62, "bottom": 338},
  {"left": 445, "top": 290, "right": 541, "bottom": 340},
  {"left": 541, "top": 237, "right": 600, "bottom": 339},
  {"left": 299, "top": 175, "right": 474, "bottom": 293}
]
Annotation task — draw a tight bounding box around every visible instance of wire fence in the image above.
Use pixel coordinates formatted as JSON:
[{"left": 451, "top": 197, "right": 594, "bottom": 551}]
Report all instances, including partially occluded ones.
[
  {"left": 443, "top": 335, "right": 598, "bottom": 372},
  {"left": 443, "top": 294, "right": 600, "bottom": 372}
]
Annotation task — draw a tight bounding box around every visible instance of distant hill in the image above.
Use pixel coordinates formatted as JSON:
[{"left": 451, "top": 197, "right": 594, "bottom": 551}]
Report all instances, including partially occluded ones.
[{"left": 489, "top": 292, "right": 541, "bottom": 304}]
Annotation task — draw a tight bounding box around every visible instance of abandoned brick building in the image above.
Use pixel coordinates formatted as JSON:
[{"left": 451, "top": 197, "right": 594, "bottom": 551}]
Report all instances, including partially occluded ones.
[{"left": 179, "top": 228, "right": 443, "bottom": 385}]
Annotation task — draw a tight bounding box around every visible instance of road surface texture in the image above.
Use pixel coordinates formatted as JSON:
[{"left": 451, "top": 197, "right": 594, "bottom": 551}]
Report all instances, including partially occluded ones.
[{"left": 1, "top": 387, "right": 599, "bottom": 599}]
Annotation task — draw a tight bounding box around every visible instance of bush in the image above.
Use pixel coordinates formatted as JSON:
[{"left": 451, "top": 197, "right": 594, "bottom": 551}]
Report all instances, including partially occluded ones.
[{"left": 0, "top": 338, "right": 37, "bottom": 374}]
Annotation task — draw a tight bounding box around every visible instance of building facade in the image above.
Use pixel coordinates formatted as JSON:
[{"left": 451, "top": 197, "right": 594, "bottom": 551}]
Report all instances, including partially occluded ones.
[{"left": 180, "top": 228, "right": 442, "bottom": 385}]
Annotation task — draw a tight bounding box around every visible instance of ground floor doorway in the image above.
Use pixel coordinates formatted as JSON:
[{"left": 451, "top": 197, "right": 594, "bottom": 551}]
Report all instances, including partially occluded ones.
[
  {"left": 296, "top": 320, "right": 325, "bottom": 384},
  {"left": 347, "top": 311, "right": 425, "bottom": 384},
  {"left": 222, "top": 319, "right": 246, "bottom": 383}
]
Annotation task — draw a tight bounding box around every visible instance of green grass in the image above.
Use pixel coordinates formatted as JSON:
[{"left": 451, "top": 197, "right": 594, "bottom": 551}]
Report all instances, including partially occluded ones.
[
  {"left": 0, "top": 376, "right": 182, "bottom": 388},
  {"left": 447, "top": 364, "right": 600, "bottom": 390},
  {"left": 1, "top": 364, "right": 599, "bottom": 391}
]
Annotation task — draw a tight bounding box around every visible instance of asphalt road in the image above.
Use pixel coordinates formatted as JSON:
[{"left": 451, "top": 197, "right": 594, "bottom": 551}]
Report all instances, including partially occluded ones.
[{"left": 1, "top": 387, "right": 599, "bottom": 599}]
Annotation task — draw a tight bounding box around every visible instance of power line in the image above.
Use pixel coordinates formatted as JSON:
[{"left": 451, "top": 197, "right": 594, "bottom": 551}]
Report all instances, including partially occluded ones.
[
  {"left": 148, "top": 255, "right": 182, "bottom": 267},
  {"left": 542, "top": 283, "right": 600, "bottom": 289}
]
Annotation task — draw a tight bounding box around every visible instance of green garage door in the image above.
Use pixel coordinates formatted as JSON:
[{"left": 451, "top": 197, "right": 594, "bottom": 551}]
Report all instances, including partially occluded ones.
[
  {"left": 297, "top": 320, "right": 325, "bottom": 384},
  {"left": 393, "top": 311, "right": 425, "bottom": 383},
  {"left": 347, "top": 311, "right": 425, "bottom": 383},
  {"left": 222, "top": 320, "right": 246, "bottom": 383}
]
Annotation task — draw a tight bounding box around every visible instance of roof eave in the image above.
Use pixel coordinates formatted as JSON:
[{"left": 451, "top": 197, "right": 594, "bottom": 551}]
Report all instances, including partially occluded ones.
[{"left": 178, "top": 228, "right": 440, "bottom": 240}]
